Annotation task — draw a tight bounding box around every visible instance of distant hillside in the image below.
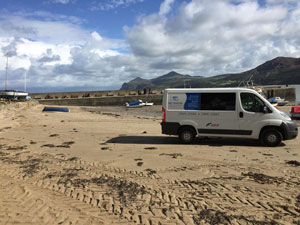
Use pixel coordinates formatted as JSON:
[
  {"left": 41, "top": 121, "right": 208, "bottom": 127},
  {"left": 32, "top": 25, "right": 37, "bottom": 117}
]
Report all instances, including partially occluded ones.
[
  {"left": 120, "top": 77, "right": 152, "bottom": 90},
  {"left": 120, "top": 57, "right": 300, "bottom": 90}
]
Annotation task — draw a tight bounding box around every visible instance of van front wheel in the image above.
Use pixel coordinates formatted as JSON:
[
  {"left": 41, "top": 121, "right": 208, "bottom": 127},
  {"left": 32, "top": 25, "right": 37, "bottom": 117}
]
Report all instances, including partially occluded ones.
[
  {"left": 179, "top": 127, "right": 196, "bottom": 144},
  {"left": 260, "top": 128, "right": 282, "bottom": 147}
]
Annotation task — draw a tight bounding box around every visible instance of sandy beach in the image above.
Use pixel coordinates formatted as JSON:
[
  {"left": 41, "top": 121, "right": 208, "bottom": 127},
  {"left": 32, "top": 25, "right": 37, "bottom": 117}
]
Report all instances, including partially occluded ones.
[{"left": 0, "top": 102, "right": 300, "bottom": 225}]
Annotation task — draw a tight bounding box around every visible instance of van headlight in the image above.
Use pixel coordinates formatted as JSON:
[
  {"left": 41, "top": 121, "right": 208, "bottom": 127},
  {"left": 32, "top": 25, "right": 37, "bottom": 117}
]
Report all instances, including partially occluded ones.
[{"left": 280, "top": 111, "right": 291, "bottom": 121}]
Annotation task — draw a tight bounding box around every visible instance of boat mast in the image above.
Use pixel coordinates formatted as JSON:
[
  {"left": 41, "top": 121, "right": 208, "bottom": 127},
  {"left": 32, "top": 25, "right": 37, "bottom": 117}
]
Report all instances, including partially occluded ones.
[
  {"left": 5, "top": 54, "right": 8, "bottom": 90},
  {"left": 24, "top": 71, "right": 27, "bottom": 92}
]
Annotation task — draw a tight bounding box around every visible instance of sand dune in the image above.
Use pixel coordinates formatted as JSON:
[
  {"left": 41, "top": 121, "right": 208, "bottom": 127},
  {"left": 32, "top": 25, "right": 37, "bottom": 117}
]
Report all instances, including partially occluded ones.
[{"left": 1, "top": 102, "right": 300, "bottom": 224}]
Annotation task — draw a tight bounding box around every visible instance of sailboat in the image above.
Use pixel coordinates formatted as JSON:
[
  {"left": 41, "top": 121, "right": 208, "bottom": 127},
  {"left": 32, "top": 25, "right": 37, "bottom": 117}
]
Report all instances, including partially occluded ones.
[{"left": 0, "top": 54, "right": 28, "bottom": 100}]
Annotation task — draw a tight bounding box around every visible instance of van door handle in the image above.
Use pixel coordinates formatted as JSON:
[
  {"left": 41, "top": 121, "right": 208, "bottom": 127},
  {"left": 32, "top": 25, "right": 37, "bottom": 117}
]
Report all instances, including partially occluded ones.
[{"left": 239, "top": 112, "right": 244, "bottom": 118}]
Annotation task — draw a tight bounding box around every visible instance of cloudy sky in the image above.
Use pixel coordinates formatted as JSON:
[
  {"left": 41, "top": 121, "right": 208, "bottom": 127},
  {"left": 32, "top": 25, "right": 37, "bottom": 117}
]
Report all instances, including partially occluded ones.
[{"left": 0, "top": 0, "right": 300, "bottom": 93}]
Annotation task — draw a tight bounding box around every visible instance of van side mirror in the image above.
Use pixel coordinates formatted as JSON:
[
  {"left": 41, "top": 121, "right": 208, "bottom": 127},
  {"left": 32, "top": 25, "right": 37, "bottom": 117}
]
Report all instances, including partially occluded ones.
[{"left": 263, "top": 106, "right": 268, "bottom": 113}]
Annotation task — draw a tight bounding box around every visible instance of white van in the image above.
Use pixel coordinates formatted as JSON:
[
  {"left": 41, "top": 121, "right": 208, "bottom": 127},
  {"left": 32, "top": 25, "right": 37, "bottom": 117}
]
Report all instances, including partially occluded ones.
[{"left": 161, "top": 88, "right": 298, "bottom": 146}]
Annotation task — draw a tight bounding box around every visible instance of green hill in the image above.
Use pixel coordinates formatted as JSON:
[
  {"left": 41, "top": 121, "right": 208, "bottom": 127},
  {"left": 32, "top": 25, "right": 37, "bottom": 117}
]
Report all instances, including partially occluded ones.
[{"left": 120, "top": 57, "right": 300, "bottom": 90}]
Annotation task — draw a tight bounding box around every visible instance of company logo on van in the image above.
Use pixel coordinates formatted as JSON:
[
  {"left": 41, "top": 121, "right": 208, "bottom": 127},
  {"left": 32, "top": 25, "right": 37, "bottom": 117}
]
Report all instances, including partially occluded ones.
[
  {"left": 206, "top": 123, "right": 219, "bottom": 127},
  {"left": 172, "top": 96, "right": 179, "bottom": 101}
]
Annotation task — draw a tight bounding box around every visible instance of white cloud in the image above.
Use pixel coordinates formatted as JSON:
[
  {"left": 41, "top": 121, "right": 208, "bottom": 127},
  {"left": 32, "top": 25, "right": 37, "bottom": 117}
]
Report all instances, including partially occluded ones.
[
  {"left": 52, "top": 0, "right": 70, "bottom": 4},
  {"left": 265, "top": 0, "right": 298, "bottom": 4},
  {"left": 1, "top": 1, "right": 300, "bottom": 92},
  {"left": 159, "top": 0, "right": 175, "bottom": 16},
  {"left": 0, "top": 11, "right": 88, "bottom": 45},
  {"left": 125, "top": 0, "right": 300, "bottom": 76},
  {"left": 91, "top": 0, "right": 144, "bottom": 11},
  {"left": 48, "top": 0, "right": 77, "bottom": 4},
  {"left": 91, "top": 31, "right": 103, "bottom": 41},
  {"left": 0, "top": 32, "right": 128, "bottom": 90},
  {"left": 0, "top": 11, "right": 128, "bottom": 91}
]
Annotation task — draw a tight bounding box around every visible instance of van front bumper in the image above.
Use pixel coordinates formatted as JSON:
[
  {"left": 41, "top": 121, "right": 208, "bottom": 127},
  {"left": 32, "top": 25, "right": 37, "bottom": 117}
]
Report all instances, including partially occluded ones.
[
  {"left": 280, "top": 121, "right": 298, "bottom": 140},
  {"left": 161, "top": 122, "right": 180, "bottom": 135}
]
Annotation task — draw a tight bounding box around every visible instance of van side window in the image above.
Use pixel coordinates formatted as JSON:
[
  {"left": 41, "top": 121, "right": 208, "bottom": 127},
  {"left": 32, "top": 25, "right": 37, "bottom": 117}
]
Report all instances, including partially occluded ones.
[
  {"left": 241, "top": 93, "right": 265, "bottom": 112},
  {"left": 201, "top": 93, "right": 236, "bottom": 111}
]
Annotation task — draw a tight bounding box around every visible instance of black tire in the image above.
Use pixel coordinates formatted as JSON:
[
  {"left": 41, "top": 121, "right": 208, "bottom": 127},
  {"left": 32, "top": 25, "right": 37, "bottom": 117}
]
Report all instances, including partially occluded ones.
[
  {"left": 260, "top": 128, "right": 283, "bottom": 147},
  {"left": 179, "top": 127, "right": 196, "bottom": 144}
]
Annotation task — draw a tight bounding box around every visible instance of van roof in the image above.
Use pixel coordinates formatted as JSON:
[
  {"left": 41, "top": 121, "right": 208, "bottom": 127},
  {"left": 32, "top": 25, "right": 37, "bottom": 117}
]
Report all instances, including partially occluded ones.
[{"left": 164, "top": 87, "right": 258, "bottom": 92}]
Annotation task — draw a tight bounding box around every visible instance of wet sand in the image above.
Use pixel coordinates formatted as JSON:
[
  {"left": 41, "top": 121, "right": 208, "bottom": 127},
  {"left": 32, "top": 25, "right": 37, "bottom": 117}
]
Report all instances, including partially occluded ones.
[{"left": 0, "top": 102, "right": 300, "bottom": 225}]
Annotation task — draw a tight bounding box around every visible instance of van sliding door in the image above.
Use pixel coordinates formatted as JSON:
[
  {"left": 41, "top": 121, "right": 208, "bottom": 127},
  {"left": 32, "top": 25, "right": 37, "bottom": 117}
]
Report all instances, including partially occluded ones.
[{"left": 197, "top": 93, "right": 240, "bottom": 136}]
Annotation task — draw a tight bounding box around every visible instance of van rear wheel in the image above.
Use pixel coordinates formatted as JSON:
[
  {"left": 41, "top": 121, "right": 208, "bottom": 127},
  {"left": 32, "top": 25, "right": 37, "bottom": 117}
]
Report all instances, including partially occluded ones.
[
  {"left": 260, "top": 128, "right": 282, "bottom": 147},
  {"left": 179, "top": 127, "right": 196, "bottom": 144}
]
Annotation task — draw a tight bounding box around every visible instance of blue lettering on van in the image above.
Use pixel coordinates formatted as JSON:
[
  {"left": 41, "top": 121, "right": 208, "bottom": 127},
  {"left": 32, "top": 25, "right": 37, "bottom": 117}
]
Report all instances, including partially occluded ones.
[{"left": 184, "top": 93, "right": 201, "bottom": 110}]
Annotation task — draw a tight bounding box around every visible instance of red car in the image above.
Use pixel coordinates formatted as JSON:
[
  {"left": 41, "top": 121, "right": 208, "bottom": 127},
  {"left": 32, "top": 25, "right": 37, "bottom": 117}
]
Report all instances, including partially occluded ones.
[{"left": 291, "top": 106, "right": 300, "bottom": 119}]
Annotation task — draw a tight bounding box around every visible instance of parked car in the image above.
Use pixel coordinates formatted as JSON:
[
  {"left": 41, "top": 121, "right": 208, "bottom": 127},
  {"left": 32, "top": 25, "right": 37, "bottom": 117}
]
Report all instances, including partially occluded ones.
[{"left": 291, "top": 106, "right": 300, "bottom": 119}]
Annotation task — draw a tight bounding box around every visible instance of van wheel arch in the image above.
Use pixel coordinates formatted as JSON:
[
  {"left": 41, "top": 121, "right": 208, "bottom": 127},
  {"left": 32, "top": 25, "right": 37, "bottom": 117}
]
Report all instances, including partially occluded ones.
[
  {"left": 259, "top": 126, "right": 283, "bottom": 147},
  {"left": 178, "top": 126, "right": 197, "bottom": 144}
]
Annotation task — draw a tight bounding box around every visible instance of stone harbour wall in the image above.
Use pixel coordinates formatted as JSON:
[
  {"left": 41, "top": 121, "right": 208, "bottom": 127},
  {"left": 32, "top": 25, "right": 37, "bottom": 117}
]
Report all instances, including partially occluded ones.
[{"left": 36, "top": 94, "right": 163, "bottom": 106}]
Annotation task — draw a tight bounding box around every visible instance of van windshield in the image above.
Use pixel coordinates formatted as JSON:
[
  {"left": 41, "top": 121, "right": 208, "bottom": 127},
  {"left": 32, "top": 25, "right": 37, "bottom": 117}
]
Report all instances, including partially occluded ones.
[{"left": 241, "top": 93, "right": 265, "bottom": 112}]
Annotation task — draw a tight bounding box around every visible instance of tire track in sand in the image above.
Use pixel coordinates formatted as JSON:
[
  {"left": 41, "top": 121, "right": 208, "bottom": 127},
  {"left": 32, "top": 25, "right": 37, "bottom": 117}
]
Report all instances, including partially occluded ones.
[
  {"left": 0, "top": 167, "right": 133, "bottom": 225},
  {"left": 1, "top": 144, "right": 300, "bottom": 225}
]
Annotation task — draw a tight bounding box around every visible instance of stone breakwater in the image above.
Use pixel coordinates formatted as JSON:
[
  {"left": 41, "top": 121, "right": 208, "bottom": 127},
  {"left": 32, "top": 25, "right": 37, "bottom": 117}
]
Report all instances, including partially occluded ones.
[
  {"left": 30, "top": 89, "right": 163, "bottom": 106},
  {"left": 35, "top": 94, "right": 163, "bottom": 106},
  {"left": 30, "top": 88, "right": 163, "bottom": 100}
]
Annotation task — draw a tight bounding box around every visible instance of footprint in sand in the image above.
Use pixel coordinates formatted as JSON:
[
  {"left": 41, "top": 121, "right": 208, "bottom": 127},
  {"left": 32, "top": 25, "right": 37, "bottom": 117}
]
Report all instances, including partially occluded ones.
[
  {"left": 0, "top": 127, "right": 12, "bottom": 132},
  {"left": 144, "top": 147, "right": 157, "bottom": 150},
  {"left": 137, "top": 162, "right": 143, "bottom": 166},
  {"left": 6, "top": 146, "right": 27, "bottom": 151},
  {"left": 41, "top": 144, "right": 56, "bottom": 148},
  {"left": 56, "top": 141, "right": 75, "bottom": 148},
  {"left": 134, "top": 158, "right": 143, "bottom": 166},
  {"left": 159, "top": 153, "right": 183, "bottom": 159},
  {"left": 41, "top": 141, "right": 74, "bottom": 148},
  {"left": 285, "top": 160, "right": 300, "bottom": 166},
  {"left": 145, "top": 168, "right": 156, "bottom": 175},
  {"left": 63, "top": 141, "right": 75, "bottom": 145}
]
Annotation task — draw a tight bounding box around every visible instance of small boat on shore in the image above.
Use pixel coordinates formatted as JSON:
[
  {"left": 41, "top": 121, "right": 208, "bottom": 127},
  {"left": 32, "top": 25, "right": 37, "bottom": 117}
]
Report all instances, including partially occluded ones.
[
  {"left": 42, "top": 107, "right": 70, "bottom": 112},
  {"left": 125, "top": 100, "right": 154, "bottom": 108},
  {"left": 0, "top": 56, "right": 29, "bottom": 101},
  {"left": 0, "top": 90, "right": 28, "bottom": 101},
  {"left": 144, "top": 102, "right": 154, "bottom": 106},
  {"left": 125, "top": 100, "right": 145, "bottom": 107},
  {"left": 267, "top": 97, "right": 289, "bottom": 106}
]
